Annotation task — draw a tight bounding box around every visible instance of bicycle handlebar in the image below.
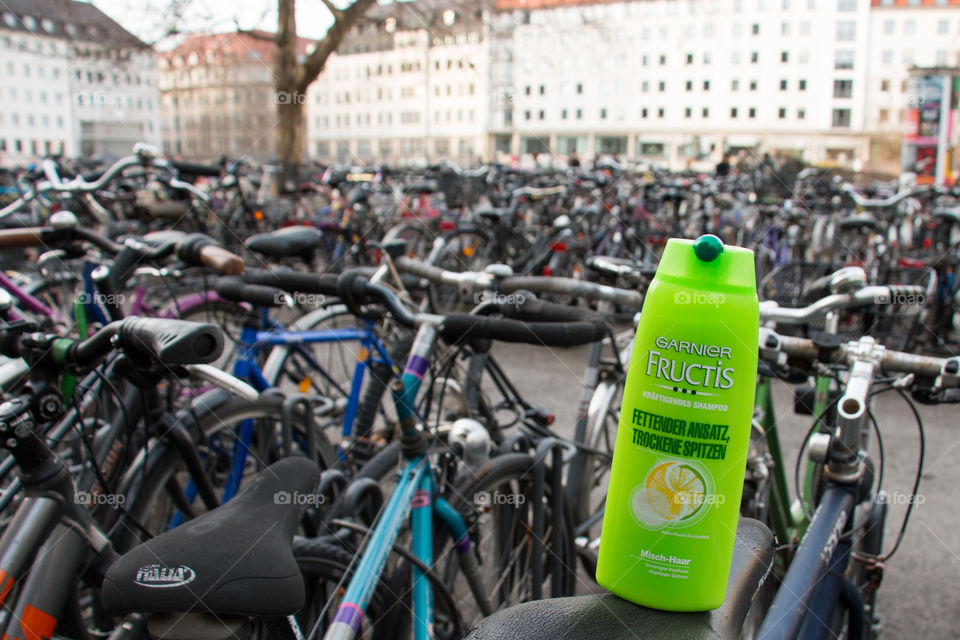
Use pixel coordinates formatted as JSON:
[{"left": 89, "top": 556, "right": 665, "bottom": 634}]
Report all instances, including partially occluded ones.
[
  {"left": 394, "top": 258, "right": 644, "bottom": 308},
  {"left": 759, "top": 285, "right": 927, "bottom": 325},
  {"left": 840, "top": 184, "right": 925, "bottom": 209}
]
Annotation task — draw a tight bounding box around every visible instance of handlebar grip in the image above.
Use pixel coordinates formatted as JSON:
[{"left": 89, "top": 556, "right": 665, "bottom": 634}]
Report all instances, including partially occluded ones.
[
  {"left": 0, "top": 228, "right": 47, "bottom": 249},
  {"left": 496, "top": 292, "right": 604, "bottom": 324},
  {"left": 119, "top": 317, "right": 223, "bottom": 365},
  {"left": 243, "top": 268, "right": 339, "bottom": 295},
  {"left": 440, "top": 313, "right": 606, "bottom": 346},
  {"left": 216, "top": 276, "right": 285, "bottom": 308},
  {"left": 499, "top": 276, "right": 644, "bottom": 308},
  {"left": 171, "top": 160, "right": 222, "bottom": 178},
  {"left": 176, "top": 234, "right": 244, "bottom": 275},
  {"left": 198, "top": 245, "right": 245, "bottom": 275}
]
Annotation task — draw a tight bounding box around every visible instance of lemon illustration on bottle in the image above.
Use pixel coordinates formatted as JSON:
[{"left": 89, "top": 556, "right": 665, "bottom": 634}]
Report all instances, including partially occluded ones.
[{"left": 629, "top": 459, "right": 713, "bottom": 528}]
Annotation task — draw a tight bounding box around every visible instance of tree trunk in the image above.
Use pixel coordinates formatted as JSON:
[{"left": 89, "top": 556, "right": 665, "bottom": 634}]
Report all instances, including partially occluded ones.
[{"left": 275, "top": 0, "right": 303, "bottom": 165}]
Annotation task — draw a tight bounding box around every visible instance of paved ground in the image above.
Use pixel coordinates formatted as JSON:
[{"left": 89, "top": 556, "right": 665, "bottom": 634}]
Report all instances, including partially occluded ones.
[{"left": 489, "top": 340, "right": 960, "bottom": 639}]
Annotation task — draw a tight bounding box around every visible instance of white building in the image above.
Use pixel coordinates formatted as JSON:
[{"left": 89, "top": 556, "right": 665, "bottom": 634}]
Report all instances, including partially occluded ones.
[
  {"left": 306, "top": 1, "right": 490, "bottom": 166},
  {"left": 0, "top": 0, "right": 160, "bottom": 167}
]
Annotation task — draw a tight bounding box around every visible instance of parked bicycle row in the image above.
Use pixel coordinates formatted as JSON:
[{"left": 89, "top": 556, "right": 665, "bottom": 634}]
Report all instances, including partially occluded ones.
[{"left": 0, "top": 146, "right": 956, "bottom": 639}]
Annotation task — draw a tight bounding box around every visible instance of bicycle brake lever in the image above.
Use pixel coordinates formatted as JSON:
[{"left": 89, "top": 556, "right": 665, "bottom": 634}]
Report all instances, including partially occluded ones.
[{"left": 184, "top": 364, "right": 258, "bottom": 401}]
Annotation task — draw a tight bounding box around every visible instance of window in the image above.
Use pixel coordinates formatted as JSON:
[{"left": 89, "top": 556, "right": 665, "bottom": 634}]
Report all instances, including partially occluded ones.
[
  {"left": 686, "top": 53, "right": 694, "bottom": 64},
  {"left": 834, "top": 79, "right": 853, "bottom": 98},
  {"left": 750, "top": 80, "right": 758, "bottom": 91},
  {"left": 524, "top": 110, "right": 531, "bottom": 120},
  {"left": 561, "top": 109, "right": 568, "bottom": 119},
  {"left": 832, "top": 108, "right": 851, "bottom": 127},
  {"left": 836, "top": 21, "right": 855, "bottom": 41},
  {"left": 642, "top": 107, "right": 649, "bottom": 118},
  {"left": 883, "top": 20, "right": 894, "bottom": 35},
  {"left": 685, "top": 107, "right": 692, "bottom": 118},
  {"left": 781, "top": 51, "right": 789, "bottom": 63},
  {"left": 658, "top": 108, "right": 665, "bottom": 118},
  {"left": 780, "top": 79, "right": 788, "bottom": 90},
  {"left": 779, "top": 107, "right": 787, "bottom": 119},
  {"left": 882, "top": 50, "right": 893, "bottom": 64},
  {"left": 904, "top": 20, "right": 915, "bottom": 35},
  {"left": 751, "top": 51, "right": 759, "bottom": 63},
  {"left": 659, "top": 81, "right": 666, "bottom": 92},
  {"left": 939, "top": 19, "right": 949, "bottom": 34},
  {"left": 798, "top": 108, "right": 806, "bottom": 119},
  {"left": 732, "top": 79, "right": 740, "bottom": 90},
  {"left": 782, "top": 22, "right": 791, "bottom": 35},
  {"left": 642, "top": 55, "right": 649, "bottom": 66},
  {"left": 525, "top": 85, "right": 531, "bottom": 96},
  {"left": 800, "top": 20, "right": 811, "bottom": 35},
  {"left": 835, "top": 50, "right": 854, "bottom": 69},
  {"left": 749, "top": 107, "right": 756, "bottom": 118},
  {"left": 686, "top": 80, "right": 693, "bottom": 91},
  {"left": 704, "top": 80, "right": 710, "bottom": 90},
  {"left": 837, "top": 0, "right": 856, "bottom": 10},
  {"left": 659, "top": 55, "right": 667, "bottom": 65},
  {"left": 799, "top": 79, "right": 807, "bottom": 90},
  {"left": 576, "top": 108, "right": 583, "bottom": 119},
  {"left": 752, "top": 23, "right": 760, "bottom": 35},
  {"left": 642, "top": 81, "right": 650, "bottom": 92},
  {"left": 577, "top": 83, "right": 583, "bottom": 94},
  {"left": 704, "top": 52, "right": 712, "bottom": 64},
  {"left": 702, "top": 107, "right": 709, "bottom": 118},
  {"left": 539, "top": 85, "right": 545, "bottom": 95},
  {"left": 600, "top": 108, "right": 607, "bottom": 119},
  {"left": 879, "top": 109, "right": 889, "bottom": 123},
  {"left": 731, "top": 107, "right": 739, "bottom": 118}
]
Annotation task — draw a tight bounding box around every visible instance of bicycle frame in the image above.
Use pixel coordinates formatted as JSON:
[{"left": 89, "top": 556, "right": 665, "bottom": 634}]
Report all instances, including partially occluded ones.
[{"left": 324, "top": 321, "right": 488, "bottom": 640}]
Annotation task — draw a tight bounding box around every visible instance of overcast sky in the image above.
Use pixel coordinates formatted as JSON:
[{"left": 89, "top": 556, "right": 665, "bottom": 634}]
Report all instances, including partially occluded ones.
[{"left": 91, "top": 0, "right": 339, "bottom": 47}]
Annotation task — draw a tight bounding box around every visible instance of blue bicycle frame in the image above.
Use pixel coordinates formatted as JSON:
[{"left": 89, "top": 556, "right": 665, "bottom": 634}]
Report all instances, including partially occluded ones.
[
  {"left": 324, "top": 322, "right": 492, "bottom": 640},
  {"left": 172, "top": 306, "right": 395, "bottom": 524}
]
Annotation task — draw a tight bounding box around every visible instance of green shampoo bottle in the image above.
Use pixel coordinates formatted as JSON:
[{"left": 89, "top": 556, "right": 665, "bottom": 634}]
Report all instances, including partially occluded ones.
[{"left": 596, "top": 234, "right": 759, "bottom": 611}]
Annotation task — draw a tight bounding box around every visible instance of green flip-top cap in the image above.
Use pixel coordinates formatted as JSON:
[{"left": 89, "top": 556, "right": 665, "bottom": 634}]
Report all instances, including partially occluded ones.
[{"left": 693, "top": 234, "right": 724, "bottom": 262}]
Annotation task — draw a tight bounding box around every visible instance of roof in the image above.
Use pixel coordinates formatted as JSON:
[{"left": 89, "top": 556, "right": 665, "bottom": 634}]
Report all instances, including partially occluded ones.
[
  {"left": 159, "top": 31, "right": 310, "bottom": 66},
  {"left": 0, "top": 0, "right": 146, "bottom": 48}
]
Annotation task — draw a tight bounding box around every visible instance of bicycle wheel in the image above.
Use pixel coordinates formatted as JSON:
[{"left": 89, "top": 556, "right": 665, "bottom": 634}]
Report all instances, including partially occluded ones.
[{"left": 438, "top": 452, "right": 573, "bottom": 628}]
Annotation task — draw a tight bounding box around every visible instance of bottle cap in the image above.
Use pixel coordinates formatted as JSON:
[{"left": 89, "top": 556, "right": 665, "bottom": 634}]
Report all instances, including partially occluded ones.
[{"left": 693, "top": 234, "right": 724, "bottom": 262}]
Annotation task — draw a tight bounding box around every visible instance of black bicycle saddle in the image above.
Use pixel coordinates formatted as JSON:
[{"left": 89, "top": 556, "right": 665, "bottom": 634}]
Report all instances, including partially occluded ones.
[
  {"left": 245, "top": 226, "right": 322, "bottom": 262},
  {"left": 101, "top": 457, "right": 322, "bottom": 617},
  {"left": 464, "top": 518, "right": 774, "bottom": 640}
]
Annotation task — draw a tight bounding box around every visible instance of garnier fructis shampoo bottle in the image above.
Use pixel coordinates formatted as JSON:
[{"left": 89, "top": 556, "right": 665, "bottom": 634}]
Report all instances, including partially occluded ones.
[{"left": 596, "top": 234, "right": 758, "bottom": 611}]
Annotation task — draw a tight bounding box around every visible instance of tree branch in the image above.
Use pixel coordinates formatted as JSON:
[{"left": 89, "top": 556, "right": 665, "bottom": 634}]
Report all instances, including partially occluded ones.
[
  {"left": 234, "top": 19, "right": 277, "bottom": 42},
  {"left": 294, "top": 0, "right": 378, "bottom": 90},
  {"left": 318, "top": 0, "right": 344, "bottom": 20}
]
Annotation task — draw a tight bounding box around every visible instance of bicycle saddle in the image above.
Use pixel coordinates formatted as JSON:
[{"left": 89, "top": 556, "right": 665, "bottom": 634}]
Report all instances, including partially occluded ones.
[
  {"left": 245, "top": 226, "right": 322, "bottom": 261},
  {"left": 464, "top": 518, "right": 774, "bottom": 640},
  {"left": 475, "top": 208, "right": 511, "bottom": 221},
  {"left": 102, "top": 457, "right": 322, "bottom": 617}
]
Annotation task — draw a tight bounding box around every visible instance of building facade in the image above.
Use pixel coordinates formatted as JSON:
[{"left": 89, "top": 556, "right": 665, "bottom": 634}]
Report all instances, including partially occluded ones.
[
  {"left": 157, "top": 32, "right": 299, "bottom": 162},
  {"left": 0, "top": 0, "right": 159, "bottom": 166},
  {"left": 301, "top": 0, "right": 960, "bottom": 170},
  {"left": 305, "top": 0, "right": 490, "bottom": 166}
]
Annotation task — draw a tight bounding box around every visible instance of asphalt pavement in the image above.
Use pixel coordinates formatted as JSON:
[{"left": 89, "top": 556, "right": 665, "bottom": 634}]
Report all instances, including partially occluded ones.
[{"left": 488, "top": 340, "right": 960, "bottom": 639}]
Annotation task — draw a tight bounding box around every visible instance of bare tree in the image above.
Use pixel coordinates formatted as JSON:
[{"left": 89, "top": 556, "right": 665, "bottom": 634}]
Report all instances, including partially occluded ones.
[{"left": 272, "top": 0, "right": 379, "bottom": 164}]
